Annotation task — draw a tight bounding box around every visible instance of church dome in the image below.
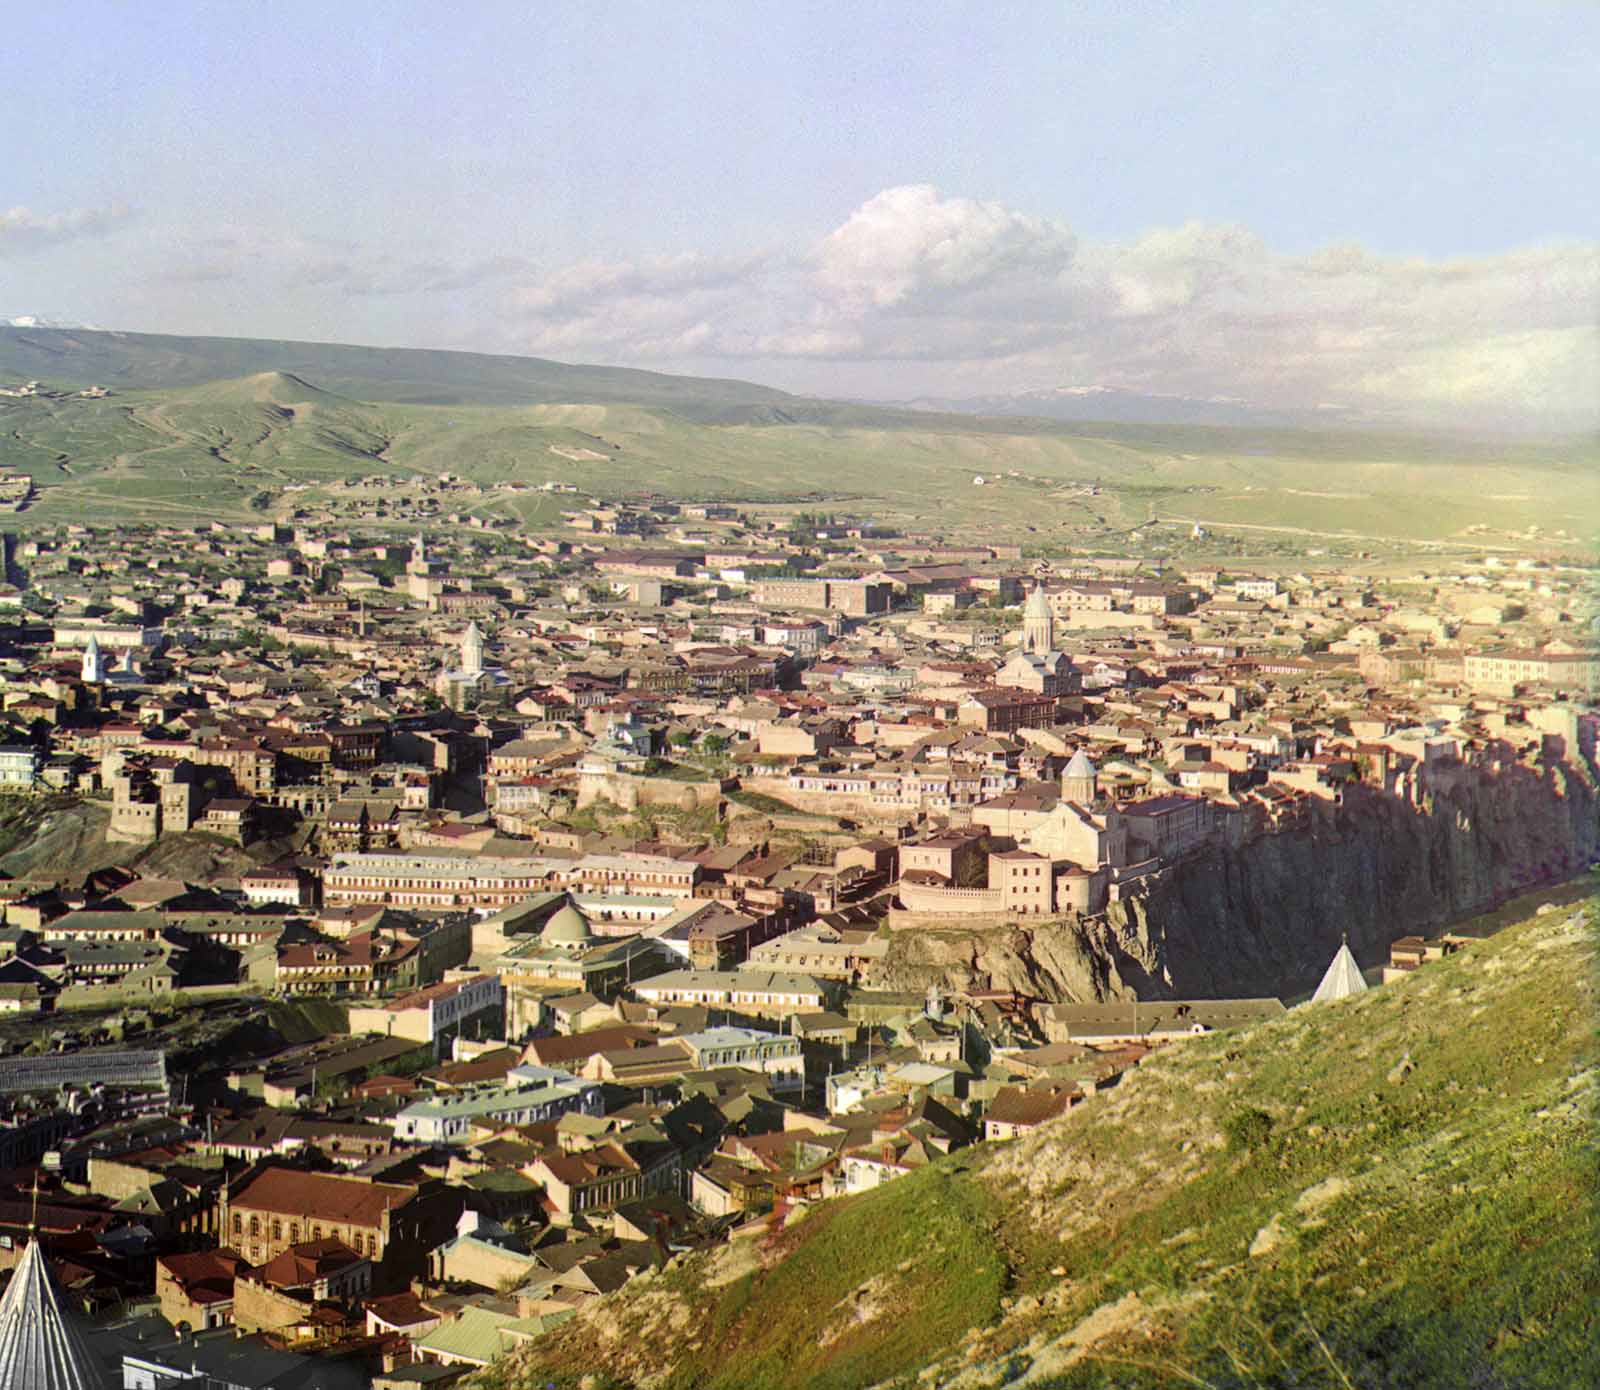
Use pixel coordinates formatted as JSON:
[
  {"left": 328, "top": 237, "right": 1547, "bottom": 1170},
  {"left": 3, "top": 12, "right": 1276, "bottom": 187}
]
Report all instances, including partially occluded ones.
[{"left": 542, "top": 900, "right": 593, "bottom": 947}]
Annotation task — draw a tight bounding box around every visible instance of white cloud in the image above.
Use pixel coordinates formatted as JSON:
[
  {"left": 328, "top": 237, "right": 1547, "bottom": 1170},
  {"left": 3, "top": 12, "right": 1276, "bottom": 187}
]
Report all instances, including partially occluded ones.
[
  {"left": 814, "top": 184, "right": 1076, "bottom": 310},
  {"left": 123, "top": 185, "right": 1600, "bottom": 429},
  {"left": 0, "top": 203, "right": 134, "bottom": 256},
  {"left": 489, "top": 185, "right": 1599, "bottom": 426}
]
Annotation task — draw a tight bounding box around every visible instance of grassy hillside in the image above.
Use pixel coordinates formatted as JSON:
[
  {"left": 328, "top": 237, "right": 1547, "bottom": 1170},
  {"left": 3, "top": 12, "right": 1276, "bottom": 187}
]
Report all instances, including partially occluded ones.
[
  {"left": 2, "top": 381, "right": 1594, "bottom": 545},
  {"left": 1, "top": 328, "right": 1594, "bottom": 543},
  {"left": 481, "top": 886, "right": 1598, "bottom": 1390},
  {"left": 0, "top": 326, "right": 798, "bottom": 414}
]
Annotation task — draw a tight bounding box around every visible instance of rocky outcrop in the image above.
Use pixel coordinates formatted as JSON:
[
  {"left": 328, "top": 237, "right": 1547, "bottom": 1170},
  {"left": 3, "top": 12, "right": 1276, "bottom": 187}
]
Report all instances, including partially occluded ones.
[{"left": 878, "top": 754, "right": 1599, "bottom": 1003}]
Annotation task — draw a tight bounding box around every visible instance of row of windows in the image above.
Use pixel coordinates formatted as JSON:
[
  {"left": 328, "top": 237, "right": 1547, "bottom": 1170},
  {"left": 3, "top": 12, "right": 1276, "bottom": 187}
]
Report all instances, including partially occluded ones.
[
  {"left": 330, "top": 875, "right": 544, "bottom": 890},
  {"left": 232, "top": 1212, "right": 380, "bottom": 1255}
]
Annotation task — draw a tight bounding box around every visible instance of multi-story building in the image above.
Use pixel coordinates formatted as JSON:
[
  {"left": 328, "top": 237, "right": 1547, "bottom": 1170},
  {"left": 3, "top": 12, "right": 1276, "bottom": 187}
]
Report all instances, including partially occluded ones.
[
  {"left": 525, "top": 1143, "right": 643, "bottom": 1222},
  {"left": 274, "top": 930, "right": 422, "bottom": 997},
  {"left": 753, "top": 578, "right": 891, "bottom": 616},
  {"left": 958, "top": 689, "right": 1058, "bottom": 733},
  {"left": 0, "top": 745, "right": 38, "bottom": 790},
  {"left": 346, "top": 974, "right": 505, "bottom": 1057},
  {"left": 322, "top": 853, "right": 564, "bottom": 910},
  {"left": 392, "top": 1065, "right": 602, "bottom": 1144},
  {"left": 630, "top": 969, "right": 831, "bottom": 1016},
  {"left": 219, "top": 1166, "right": 457, "bottom": 1283},
  {"left": 675, "top": 1026, "right": 805, "bottom": 1092},
  {"left": 1463, "top": 648, "right": 1599, "bottom": 696}
]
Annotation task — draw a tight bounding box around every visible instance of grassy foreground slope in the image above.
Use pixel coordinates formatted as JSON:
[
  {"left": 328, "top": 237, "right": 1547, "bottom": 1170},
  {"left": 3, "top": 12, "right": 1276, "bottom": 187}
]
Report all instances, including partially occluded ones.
[{"left": 483, "top": 890, "right": 1597, "bottom": 1390}]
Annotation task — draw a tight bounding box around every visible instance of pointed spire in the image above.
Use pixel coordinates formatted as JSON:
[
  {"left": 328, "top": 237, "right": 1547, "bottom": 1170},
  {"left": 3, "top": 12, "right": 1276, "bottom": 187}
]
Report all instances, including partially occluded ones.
[
  {"left": 0, "top": 1238, "right": 104, "bottom": 1390},
  {"left": 1022, "top": 581, "right": 1055, "bottom": 655},
  {"left": 1310, "top": 939, "right": 1368, "bottom": 1003},
  {"left": 460, "top": 621, "right": 485, "bottom": 677},
  {"left": 81, "top": 635, "right": 105, "bottom": 684}
]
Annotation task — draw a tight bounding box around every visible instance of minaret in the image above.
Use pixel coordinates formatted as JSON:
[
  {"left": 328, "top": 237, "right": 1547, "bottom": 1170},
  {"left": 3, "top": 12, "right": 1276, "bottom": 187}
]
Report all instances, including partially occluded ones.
[
  {"left": 412, "top": 533, "right": 427, "bottom": 568},
  {"left": 80, "top": 635, "right": 106, "bottom": 684},
  {"left": 461, "top": 621, "right": 485, "bottom": 678},
  {"left": 1022, "top": 582, "right": 1054, "bottom": 655}
]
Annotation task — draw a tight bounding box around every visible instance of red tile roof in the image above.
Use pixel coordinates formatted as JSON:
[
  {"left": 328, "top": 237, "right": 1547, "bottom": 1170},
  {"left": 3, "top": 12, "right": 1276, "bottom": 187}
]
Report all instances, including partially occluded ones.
[{"left": 229, "top": 1166, "right": 416, "bottom": 1229}]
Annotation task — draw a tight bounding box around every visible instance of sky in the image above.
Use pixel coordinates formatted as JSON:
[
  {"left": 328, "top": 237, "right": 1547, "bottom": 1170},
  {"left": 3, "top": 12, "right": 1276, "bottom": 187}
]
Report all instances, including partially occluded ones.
[{"left": 2, "top": 1, "right": 1596, "bottom": 429}]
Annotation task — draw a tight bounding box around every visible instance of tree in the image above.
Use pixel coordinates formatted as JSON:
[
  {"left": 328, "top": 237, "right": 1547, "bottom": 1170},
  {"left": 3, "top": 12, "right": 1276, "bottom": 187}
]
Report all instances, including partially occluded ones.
[{"left": 955, "top": 846, "right": 991, "bottom": 889}]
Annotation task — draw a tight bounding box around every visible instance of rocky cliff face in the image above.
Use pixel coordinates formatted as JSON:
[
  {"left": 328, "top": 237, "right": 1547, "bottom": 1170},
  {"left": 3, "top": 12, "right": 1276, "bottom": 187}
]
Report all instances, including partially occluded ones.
[{"left": 879, "top": 754, "right": 1600, "bottom": 1003}]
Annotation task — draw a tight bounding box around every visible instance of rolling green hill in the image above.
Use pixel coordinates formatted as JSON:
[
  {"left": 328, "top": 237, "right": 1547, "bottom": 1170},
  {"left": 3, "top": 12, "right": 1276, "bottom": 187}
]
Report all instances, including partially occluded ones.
[
  {"left": 478, "top": 889, "right": 1599, "bottom": 1390},
  {"left": 0, "top": 325, "right": 798, "bottom": 415},
  {"left": 1, "top": 327, "right": 1595, "bottom": 545}
]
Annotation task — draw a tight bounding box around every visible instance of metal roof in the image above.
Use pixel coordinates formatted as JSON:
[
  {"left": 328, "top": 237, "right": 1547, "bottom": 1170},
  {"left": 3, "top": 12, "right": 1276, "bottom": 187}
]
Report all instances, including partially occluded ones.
[{"left": 0, "top": 1239, "right": 105, "bottom": 1390}]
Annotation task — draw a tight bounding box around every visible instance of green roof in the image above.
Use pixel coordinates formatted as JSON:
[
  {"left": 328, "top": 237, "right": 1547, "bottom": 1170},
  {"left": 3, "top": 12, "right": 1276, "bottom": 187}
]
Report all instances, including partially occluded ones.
[{"left": 413, "top": 1305, "right": 567, "bottom": 1366}]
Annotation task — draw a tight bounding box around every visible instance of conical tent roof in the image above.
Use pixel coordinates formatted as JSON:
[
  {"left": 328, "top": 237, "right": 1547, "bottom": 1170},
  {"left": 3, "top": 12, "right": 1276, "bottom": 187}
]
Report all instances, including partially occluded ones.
[
  {"left": 1064, "top": 748, "right": 1096, "bottom": 780},
  {"left": 1024, "top": 584, "right": 1052, "bottom": 619},
  {"left": 0, "top": 1238, "right": 104, "bottom": 1390},
  {"left": 1311, "top": 940, "right": 1368, "bottom": 1003}
]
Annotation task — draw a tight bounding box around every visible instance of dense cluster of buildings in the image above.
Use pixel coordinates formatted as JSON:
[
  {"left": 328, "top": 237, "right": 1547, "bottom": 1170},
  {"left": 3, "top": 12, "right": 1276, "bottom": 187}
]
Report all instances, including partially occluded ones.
[{"left": 0, "top": 504, "right": 1591, "bottom": 1385}]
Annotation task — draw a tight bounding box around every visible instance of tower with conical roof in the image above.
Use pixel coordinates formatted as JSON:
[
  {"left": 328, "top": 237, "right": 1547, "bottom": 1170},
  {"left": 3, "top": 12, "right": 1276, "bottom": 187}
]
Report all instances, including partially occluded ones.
[
  {"left": 0, "top": 1235, "right": 104, "bottom": 1390},
  {"left": 1022, "top": 582, "right": 1054, "bottom": 655},
  {"left": 461, "top": 621, "right": 485, "bottom": 679},
  {"left": 1062, "top": 747, "right": 1097, "bottom": 804},
  {"left": 80, "top": 635, "right": 106, "bottom": 685}
]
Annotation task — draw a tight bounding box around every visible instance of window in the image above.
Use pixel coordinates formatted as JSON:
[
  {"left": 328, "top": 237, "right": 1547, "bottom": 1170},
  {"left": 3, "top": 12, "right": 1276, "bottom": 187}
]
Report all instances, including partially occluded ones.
[{"left": 272, "top": 1220, "right": 282, "bottom": 1242}]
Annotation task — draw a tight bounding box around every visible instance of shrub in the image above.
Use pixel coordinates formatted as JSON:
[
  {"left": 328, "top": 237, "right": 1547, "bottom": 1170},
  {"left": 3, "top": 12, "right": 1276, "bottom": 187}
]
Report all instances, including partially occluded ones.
[{"left": 1223, "top": 1105, "right": 1274, "bottom": 1153}]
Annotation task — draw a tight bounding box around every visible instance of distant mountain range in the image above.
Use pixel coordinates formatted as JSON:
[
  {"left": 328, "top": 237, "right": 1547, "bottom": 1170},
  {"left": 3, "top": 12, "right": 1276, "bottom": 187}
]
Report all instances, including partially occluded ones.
[
  {"left": 0, "top": 324, "right": 805, "bottom": 421},
  {"left": 892, "top": 384, "right": 1366, "bottom": 429},
  {"left": 1, "top": 325, "right": 1379, "bottom": 433}
]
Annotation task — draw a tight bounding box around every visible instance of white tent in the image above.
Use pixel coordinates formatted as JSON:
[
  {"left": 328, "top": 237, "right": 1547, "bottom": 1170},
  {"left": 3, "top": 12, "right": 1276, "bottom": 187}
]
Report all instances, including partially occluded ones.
[{"left": 1310, "top": 940, "right": 1369, "bottom": 1003}]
